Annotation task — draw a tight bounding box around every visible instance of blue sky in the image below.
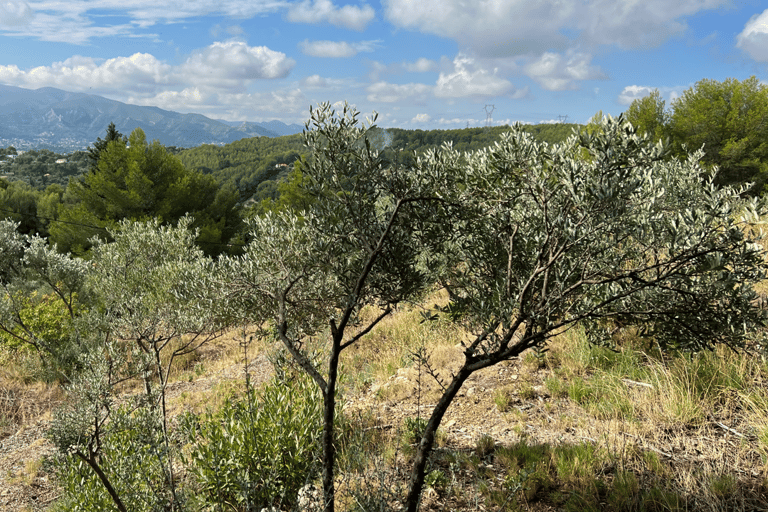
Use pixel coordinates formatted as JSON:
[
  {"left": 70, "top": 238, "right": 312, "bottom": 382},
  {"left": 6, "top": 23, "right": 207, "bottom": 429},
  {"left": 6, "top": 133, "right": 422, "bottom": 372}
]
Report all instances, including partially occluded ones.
[{"left": 1, "top": 0, "right": 767, "bottom": 129}]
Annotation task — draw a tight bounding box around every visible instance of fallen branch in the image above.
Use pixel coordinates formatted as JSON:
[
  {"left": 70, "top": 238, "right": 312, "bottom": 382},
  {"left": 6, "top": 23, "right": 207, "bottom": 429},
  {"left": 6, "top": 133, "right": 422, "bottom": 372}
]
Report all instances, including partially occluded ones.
[
  {"left": 714, "top": 421, "right": 746, "bottom": 439},
  {"left": 621, "top": 378, "right": 654, "bottom": 389},
  {"left": 621, "top": 432, "right": 673, "bottom": 459}
]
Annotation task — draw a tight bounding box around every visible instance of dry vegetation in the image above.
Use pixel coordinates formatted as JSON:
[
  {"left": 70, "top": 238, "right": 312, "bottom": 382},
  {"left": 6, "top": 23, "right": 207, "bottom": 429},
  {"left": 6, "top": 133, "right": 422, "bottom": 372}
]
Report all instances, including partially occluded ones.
[{"left": 1, "top": 290, "right": 768, "bottom": 511}]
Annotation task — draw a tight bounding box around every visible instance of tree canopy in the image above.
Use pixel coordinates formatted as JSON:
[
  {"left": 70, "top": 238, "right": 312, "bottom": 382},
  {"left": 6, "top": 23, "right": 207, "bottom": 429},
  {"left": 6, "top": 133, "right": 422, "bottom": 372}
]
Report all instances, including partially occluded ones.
[
  {"left": 625, "top": 89, "right": 668, "bottom": 142},
  {"left": 669, "top": 77, "right": 768, "bottom": 193},
  {"left": 49, "top": 127, "right": 241, "bottom": 255}
]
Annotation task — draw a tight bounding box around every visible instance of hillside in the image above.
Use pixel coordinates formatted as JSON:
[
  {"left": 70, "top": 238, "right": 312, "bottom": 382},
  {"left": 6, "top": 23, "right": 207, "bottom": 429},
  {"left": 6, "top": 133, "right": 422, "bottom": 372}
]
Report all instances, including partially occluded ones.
[{"left": 1, "top": 304, "right": 767, "bottom": 511}]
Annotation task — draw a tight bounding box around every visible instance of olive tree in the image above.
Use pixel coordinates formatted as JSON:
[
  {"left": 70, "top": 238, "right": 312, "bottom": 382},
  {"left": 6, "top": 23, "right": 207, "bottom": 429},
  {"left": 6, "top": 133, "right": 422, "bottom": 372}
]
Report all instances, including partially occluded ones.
[
  {"left": 0, "top": 220, "right": 91, "bottom": 376},
  {"left": 403, "top": 116, "right": 767, "bottom": 510},
  {"left": 224, "top": 103, "right": 443, "bottom": 512},
  {"left": 47, "top": 217, "right": 226, "bottom": 511}
]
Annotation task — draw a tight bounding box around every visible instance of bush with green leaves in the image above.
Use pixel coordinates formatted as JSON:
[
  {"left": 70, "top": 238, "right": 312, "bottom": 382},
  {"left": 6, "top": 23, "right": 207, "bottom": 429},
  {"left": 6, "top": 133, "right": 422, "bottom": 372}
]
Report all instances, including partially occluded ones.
[
  {"left": 182, "top": 367, "right": 323, "bottom": 511},
  {"left": 0, "top": 220, "right": 92, "bottom": 378},
  {"left": 51, "top": 403, "right": 178, "bottom": 512}
]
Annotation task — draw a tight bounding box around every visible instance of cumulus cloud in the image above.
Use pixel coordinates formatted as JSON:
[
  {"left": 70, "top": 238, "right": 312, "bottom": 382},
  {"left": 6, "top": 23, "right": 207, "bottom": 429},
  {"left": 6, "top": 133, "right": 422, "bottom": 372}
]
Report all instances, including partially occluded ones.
[
  {"left": 366, "top": 81, "right": 432, "bottom": 102},
  {"left": 524, "top": 50, "right": 606, "bottom": 91},
  {"left": 737, "top": 9, "right": 768, "bottom": 62},
  {"left": 617, "top": 85, "right": 658, "bottom": 105},
  {"left": 617, "top": 84, "right": 687, "bottom": 105},
  {"left": 299, "top": 39, "right": 380, "bottom": 58},
  {"left": 0, "top": 42, "right": 293, "bottom": 100},
  {"left": 180, "top": 41, "right": 294, "bottom": 89},
  {"left": 383, "top": 0, "right": 726, "bottom": 57},
  {"left": 435, "top": 54, "right": 517, "bottom": 98},
  {"left": 411, "top": 113, "right": 431, "bottom": 123},
  {"left": 286, "top": 0, "right": 375, "bottom": 31},
  {"left": 0, "top": 0, "right": 34, "bottom": 26},
  {"left": 0, "top": 53, "right": 174, "bottom": 94}
]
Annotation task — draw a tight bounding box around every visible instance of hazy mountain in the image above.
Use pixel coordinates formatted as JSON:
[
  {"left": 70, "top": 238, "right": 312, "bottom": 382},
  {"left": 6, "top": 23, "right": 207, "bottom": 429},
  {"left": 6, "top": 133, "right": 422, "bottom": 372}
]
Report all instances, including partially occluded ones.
[{"left": 0, "top": 84, "right": 304, "bottom": 152}]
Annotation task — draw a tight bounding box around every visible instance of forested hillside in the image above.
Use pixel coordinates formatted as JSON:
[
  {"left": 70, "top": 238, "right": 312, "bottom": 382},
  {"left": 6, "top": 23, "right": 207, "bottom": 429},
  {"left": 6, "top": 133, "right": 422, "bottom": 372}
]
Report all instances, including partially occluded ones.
[
  {"left": 175, "top": 122, "right": 580, "bottom": 202},
  {"left": 176, "top": 134, "right": 305, "bottom": 202}
]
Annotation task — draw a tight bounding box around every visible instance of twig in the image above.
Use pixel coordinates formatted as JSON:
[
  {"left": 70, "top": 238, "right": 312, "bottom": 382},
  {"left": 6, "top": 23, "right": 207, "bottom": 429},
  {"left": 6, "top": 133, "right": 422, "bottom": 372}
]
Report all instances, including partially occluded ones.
[
  {"left": 621, "top": 378, "right": 654, "bottom": 389},
  {"left": 714, "top": 421, "right": 746, "bottom": 439},
  {"left": 621, "top": 432, "right": 673, "bottom": 459},
  {"left": 363, "top": 424, "right": 394, "bottom": 432}
]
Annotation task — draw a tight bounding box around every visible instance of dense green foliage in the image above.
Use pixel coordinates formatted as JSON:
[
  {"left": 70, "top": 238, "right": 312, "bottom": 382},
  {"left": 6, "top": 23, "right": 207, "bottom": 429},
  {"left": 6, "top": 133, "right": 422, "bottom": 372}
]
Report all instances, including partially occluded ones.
[
  {"left": 624, "top": 76, "right": 768, "bottom": 195},
  {"left": 0, "top": 149, "right": 89, "bottom": 189},
  {"left": 670, "top": 76, "right": 768, "bottom": 194},
  {"left": 625, "top": 89, "right": 667, "bottom": 142},
  {"left": 48, "top": 128, "right": 242, "bottom": 255},
  {"left": 182, "top": 368, "right": 322, "bottom": 511},
  {"left": 177, "top": 134, "right": 304, "bottom": 201}
]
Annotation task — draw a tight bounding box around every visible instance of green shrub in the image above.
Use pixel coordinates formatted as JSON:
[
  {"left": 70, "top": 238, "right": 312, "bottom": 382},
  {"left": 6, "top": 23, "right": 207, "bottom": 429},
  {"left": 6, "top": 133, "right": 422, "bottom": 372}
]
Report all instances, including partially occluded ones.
[
  {"left": 182, "top": 369, "right": 323, "bottom": 511},
  {"left": 51, "top": 405, "right": 175, "bottom": 512}
]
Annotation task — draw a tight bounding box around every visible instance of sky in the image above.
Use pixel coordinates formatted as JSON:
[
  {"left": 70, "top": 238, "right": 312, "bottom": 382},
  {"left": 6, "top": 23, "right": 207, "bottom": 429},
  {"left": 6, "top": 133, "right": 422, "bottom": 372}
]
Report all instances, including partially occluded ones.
[{"left": 1, "top": 0, "right": 768, "bottom": 129}]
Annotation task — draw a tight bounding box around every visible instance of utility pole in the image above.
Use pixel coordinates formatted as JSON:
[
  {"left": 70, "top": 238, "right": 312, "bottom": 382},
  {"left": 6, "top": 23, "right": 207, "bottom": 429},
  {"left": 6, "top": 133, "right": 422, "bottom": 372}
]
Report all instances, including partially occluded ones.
[
  {"left": 557, "top": 114, "right": 569, "bottom": 124},
  {"left": 484, "top": 105, "right": 495, "bottom": 131}
]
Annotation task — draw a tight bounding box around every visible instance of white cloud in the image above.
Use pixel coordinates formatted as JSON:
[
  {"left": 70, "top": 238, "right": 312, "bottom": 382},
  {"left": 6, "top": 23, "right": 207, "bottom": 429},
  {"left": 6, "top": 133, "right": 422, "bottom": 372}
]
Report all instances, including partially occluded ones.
[
  {"left": 411, "top": 113, "right": 431, "bottom": 123},
  {"left": 131, "top": 88, "right": 311, "bottom": 122},
  {"left": 617, "top": 85, "right": 657, "bottom": 105},
  {"left": 0, "top": 53, "right": 173, "bottom": 94},
  {"left": 524, "top": 50, "right": 605, "bottom": 91},
  {"left": 405, "top": 58, "right": 438, "bottom": 73},
  {"left": 435, "top": 54, "right": 516, "bottom": 98},
  {"left": 366, "top": 81, "right": 432, "bottom": 102},
  {"left": 299, "top": 39, "right": 380, "bottom": 58},
  {"left": 0, "top": 42, "right": 293, "bottom": 99},
  {"left": 180, "top": 42, "right": 294, "bottom": 89},
  {"left": 437, "top": 117, "right": 480, "bottom": 127},
  {"left": 286, "top": 0, "right": 375, "bottom": 31},
  {"left": 0, "top": 0, "right": 34, "bottom": 26},
  {"left": 301, "top": 74, "right": 327, "bottom": 88},
  {"left": 383, "top": 0, "right": 727, "bottom": 57},
  {"left": 0, "top": 0, "right": 288, "bottom": 42},
  {"left": 737, "top": 9, "right": 768, "bottom": 62},
  {"left": 617, "top": 84, "right": 686, "bottom": 105}
]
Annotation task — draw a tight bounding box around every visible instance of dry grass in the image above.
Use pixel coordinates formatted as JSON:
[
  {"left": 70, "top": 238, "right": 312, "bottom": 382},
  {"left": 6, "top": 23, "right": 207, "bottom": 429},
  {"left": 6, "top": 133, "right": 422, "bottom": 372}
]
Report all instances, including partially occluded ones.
[{"left": 0, "top": 351, "right": 63, "bottom": 438}]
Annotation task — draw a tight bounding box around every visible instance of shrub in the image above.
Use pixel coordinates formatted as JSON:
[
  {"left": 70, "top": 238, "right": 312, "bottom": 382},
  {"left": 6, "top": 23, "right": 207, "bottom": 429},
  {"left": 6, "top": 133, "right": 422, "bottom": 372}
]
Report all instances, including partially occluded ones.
[{"left": 182, "top": 369, "right": 323, "bottom": 511}]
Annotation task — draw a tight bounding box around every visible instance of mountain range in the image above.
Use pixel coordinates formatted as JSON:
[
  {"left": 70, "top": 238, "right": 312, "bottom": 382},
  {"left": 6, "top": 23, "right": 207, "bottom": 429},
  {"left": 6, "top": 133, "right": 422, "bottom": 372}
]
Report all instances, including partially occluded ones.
[{"left": 0, "top": 84, "right": 304, "bottom": 152}]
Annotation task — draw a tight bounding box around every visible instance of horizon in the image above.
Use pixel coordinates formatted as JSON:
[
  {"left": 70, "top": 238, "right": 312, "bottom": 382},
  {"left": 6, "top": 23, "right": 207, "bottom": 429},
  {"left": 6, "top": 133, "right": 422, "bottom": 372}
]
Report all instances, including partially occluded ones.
[{"left": 0, "top": 1, "right": 766, "bottom": 130}]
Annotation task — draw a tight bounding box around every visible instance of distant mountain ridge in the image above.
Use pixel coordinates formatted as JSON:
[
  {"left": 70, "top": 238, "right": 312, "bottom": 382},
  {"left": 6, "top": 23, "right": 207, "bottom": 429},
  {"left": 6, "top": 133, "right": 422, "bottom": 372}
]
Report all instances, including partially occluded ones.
[{"left": 0, "top": 84, "right": 304, "bottom": 152}]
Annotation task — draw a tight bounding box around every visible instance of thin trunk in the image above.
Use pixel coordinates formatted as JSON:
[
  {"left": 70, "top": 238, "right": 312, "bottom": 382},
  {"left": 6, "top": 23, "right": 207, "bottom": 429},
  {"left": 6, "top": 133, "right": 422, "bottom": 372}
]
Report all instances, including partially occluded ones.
[
  {"left": 322, "top": 336, "right": 342, "bottom": 512},
  {"left": 155, "top": 348, "right": 179, "bottom": 510},
  {"left": 76, "top": 450, "right": 128, "bottom": 512},
  {"left": 404, "top": 366, "right": 472, "bottom": 512}
]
